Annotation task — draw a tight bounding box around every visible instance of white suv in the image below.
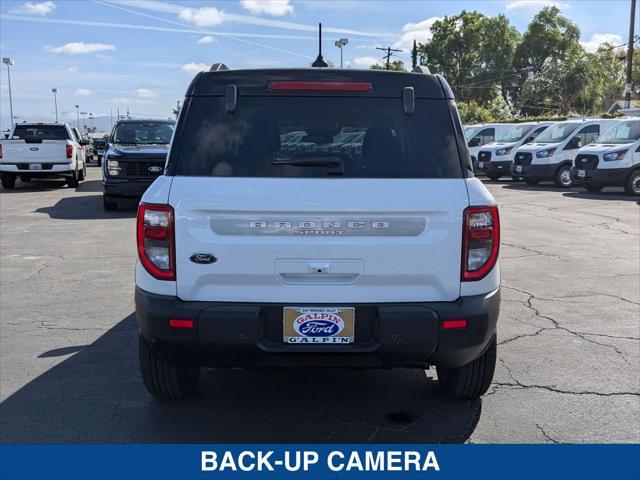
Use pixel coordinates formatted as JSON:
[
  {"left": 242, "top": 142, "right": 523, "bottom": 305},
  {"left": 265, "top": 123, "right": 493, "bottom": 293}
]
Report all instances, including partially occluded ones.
[{"left": 135, "top": 68, "right": 501, "bottom": 400}]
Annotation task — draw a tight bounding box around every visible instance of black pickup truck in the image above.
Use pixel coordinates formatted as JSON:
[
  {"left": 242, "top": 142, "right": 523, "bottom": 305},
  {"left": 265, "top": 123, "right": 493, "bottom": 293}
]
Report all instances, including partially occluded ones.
[{"left": 102, "top": 119, "right": 174, "bottom": 210}]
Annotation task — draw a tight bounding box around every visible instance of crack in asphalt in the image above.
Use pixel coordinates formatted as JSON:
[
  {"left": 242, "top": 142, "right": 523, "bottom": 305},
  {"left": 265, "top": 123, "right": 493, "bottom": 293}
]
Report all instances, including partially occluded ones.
[
  {"left": 535, "top": 424, "right": 560, "bottom": 444},
  {"left": 500, "top": 286, "right": 637, "bottom": 365}
]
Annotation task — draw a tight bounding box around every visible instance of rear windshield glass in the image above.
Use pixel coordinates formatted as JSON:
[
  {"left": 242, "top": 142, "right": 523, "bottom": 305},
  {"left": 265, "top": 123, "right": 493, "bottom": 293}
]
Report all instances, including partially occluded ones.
[
  {"left": 12, "top": 125, "right": 69, "bottom": 141},
  {"left": 535, "top": 123, "right": 579, "bottom": 143},
  {"left": 175, "top": 97, "right": 462, "bottom": 178},
  {"left": 112, "top": 122, "right": 174, "bottom": 144},
  {"left": 596, "top": 121, "right": 640, "bottom": 144}
]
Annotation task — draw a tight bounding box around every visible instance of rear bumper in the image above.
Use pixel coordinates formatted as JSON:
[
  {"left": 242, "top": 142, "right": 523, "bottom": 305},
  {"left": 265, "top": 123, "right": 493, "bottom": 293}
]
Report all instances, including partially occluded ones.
[
  {"left": 135, "top": 287, "right": 500, "bottom": 369},
  {"left": 103, "top": 177, "right": 153, "bottom": 199},
  {"left": 475, "top": 160, "right": 512, "bottom": 176},
  {"left": 0, "top": 163, "right": 73, "bottom": 176},
  {"left": 570, "top": 167, "right": 630, "bottom": 187},
  {"left": 510, "top": 162, "right": 559, "bottom": 181}
]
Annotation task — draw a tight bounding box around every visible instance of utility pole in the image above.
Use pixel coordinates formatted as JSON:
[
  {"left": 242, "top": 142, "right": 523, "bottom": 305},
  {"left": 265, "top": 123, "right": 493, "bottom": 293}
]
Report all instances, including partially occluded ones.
[
  {"left": 51, "top": 88, "right": 58, "bottom": 122},
  {"left": 624, "top": 0, "right": 636, "bottom": 109},
  {"left": 110, "top": 109, "right": 113, "bottom": 128},
  {"left": 2, "top": 58, "right": 15, "bottom": 129},
  {"left": 376, "top": 46, "right": 402, "bottom": 70},
  {"left": 75, "top": 105, "right": 80, "bottom": 128}
]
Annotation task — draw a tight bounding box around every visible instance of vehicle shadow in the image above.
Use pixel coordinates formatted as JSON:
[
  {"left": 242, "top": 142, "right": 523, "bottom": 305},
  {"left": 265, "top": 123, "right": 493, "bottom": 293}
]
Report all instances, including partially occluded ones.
[
  {"left": 563, "top": 190, "right": 639, "bottom": 202},
  {"left": 0, "top": 314, "right": 482, "bottom": 444},
  {"left": 0, "top": 179, "right": 68, "bottom": 193},
  {"left": 501, "top": 182, "right": 579, "bottom": 193},
  {"left": 35, "top": 195, "right": 137, "bottom": 219},
  {"left": 76, "top": 179, "right": 103, "bottom": 193}
]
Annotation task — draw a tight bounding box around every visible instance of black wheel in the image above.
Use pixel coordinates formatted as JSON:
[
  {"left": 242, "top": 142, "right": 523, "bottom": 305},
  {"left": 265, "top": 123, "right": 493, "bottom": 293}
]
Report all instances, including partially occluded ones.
[
  {"left": 19, "top": 174, "right": 32, "bottom": 182},
  {"left": 584, "top": 185, "right": 603, "bottom": 193},
  {"left": 67, "top": 170, "right": 79, "bottom": 188},
  {"left": 487, "top": 175, "right": 499, "bottom": 181},
  {"left": 138, "top": 336, "right": 200, "bottom": 400},
  {"left": 97, "top": 156, "right": 102, "bottom": 167},
  {"left": 554, "top": 164, "right": 573, "bottom": 188},
  {"left": 525, "top": 179, "right": 539, "bottom": 186},
  {"left": 103, "top": 195, "right": 118, "bottom": 211},
  {"left": 78, "top": 162, "right": 86, "bottom": 181},
  {"left": 624, "top": 169, "right": 640, "bottom": 196},
  {"left": 1, "top": 173, "right": 16, "bottom": 189},
  {"left": 511, "top": 176, "right": 520, "bottom": 182},
  {"left": 437, "top": 335, "right": 496, "bottom": 399}
]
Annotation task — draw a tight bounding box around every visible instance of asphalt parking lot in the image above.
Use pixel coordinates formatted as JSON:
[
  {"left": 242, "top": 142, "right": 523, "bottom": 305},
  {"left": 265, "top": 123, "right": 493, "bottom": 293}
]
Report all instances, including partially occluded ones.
[{"left": 0, "top": 166, "right": 638, "bottom": 443}]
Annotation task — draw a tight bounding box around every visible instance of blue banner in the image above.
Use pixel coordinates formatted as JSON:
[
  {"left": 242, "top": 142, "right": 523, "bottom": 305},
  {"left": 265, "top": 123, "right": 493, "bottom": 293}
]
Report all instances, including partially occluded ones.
[{"left": 1, "top": 444, "right": 638, "bottom": 480}]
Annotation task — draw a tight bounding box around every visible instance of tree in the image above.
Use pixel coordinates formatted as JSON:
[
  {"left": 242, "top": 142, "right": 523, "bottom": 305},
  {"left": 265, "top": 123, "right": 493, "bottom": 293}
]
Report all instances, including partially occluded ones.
[
  {"left": 457, "top": 100, "right": 493, "bottom": 124},
  {"left": 418, "top": 11, "right": 520, "bottom": 106},
  {"left": 370, "top": 60, "right": 407, "bottom": 71},
  {"left": 411, "top": 40, "right": 418, "bottom": 69}
]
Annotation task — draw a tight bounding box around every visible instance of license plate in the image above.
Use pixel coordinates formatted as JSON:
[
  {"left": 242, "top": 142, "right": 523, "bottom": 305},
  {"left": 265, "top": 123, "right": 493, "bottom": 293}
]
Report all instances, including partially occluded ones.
[
  {"left": 578, "top": 169, "right": 586, "bottom": 178},
  {"left": 283, "top": 307, "right": 355, "bottom": 344},
  {"left": 29, "top": 163, "right": 42, "bottom": 170},
  {"left": 515, "top": 165, "right": 523, "bottom": 173},
  {"left": 478, "top": 162, "right": 485, "bottom": 168}
]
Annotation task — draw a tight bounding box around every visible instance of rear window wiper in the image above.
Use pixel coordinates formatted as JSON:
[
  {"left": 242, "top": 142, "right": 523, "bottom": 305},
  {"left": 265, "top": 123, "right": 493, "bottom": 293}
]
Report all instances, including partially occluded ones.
[{"left": 272, "top": 154, "right": 344, "bottom": 175}]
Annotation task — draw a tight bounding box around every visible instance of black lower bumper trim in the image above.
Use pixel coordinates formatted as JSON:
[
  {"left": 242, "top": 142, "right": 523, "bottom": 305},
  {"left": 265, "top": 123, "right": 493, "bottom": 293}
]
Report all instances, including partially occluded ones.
[
  {"left": 475, "top": 160, "right": 513, "bottom": 176},
  {"left": 511, "top": 162, "right": 561, "bottom": 181},
  {"left": 103, "top": 178, "right": 153, "bottom": 198},
  {"left": 570, "top": 167, "right": 630, "bottom": 187},
  {"left": 135, "top": 287, "right": 500, "bottom": 369}
]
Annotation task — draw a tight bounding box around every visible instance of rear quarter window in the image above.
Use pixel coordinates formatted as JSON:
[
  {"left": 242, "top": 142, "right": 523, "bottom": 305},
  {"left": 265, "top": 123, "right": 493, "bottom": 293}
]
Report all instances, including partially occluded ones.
[{"left": 174, "top": 97, "right": 462, "bottom": 178}]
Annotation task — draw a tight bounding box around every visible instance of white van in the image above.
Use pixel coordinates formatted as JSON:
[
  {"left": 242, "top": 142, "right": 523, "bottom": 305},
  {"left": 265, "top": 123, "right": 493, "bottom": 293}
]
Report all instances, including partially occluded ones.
[
  {"left": 475, "top": 122, "right": 552, "bottom": 180},
  {"left": 511, "top": 119, "right": 619, "bottom": 187},
  {"left": 570, "top": 118, "right": 640, "bottom": 195},
  {"left": 463, "top": 123, "right": 511, "bottom": 165}
]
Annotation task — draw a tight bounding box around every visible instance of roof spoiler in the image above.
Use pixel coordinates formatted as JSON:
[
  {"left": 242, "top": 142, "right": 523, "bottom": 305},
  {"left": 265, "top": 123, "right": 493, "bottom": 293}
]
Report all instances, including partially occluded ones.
[{"left": 412, "top": 65, "right": 431, "bottom": 74}]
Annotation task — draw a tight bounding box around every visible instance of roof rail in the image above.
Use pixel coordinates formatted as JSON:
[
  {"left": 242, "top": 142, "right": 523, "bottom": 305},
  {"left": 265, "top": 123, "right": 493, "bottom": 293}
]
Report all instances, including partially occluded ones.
[
  {"left": 412, "top": 65, "right": 430, "bottom": 74},
  {"left": 210, "top": 63, "right": 229, "bottom": 72}
]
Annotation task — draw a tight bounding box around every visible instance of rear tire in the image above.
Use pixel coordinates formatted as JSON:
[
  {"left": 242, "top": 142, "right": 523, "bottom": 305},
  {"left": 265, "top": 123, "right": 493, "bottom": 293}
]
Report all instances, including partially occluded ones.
[
  {"left": 1, "top": 173, "right": 16, "bottom": 189},
  {"left": 584, "top": 185, "right": 603, "bottom": 193},
  {"left": 624, "top": 169, "right": 640, "bottom": 196},
  {"left": 487, "top": 175, "right": 499, "bottom": 181},
  {"left": 554, "top": 164, "right": 573, "bottom": 188},
  {"left": 103, "top": 195, "right": 118, "bottom": 211},
  {"left": 67, "top": 170, "right": 79, "bottom": 188},
  {"left": 525, "top": 179, "right": 539, "bottom": 186},
  {"left": 138, "top": 336, "right": 200, "bottom": 400},
  {"left": 437, "top": 335, "right": 496, "bottom": 399},
  {"left": 78, "top": 163, "right": 86, "bottom": 181}
]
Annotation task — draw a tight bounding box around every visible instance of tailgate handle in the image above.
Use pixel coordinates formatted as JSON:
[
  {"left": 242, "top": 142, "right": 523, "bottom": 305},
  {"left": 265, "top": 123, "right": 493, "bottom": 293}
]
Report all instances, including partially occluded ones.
[
  {"left": 225, "top": 85, "right": 238, "bottom": 113},
  {"left": 402, "top": 86, "right": 415, "bottom": 115}
]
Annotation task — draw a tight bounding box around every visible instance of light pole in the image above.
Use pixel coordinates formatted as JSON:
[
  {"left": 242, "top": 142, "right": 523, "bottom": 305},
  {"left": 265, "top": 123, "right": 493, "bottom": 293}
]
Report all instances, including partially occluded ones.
[
  {"left": 80, "top": 111, "right": 87, "bottom": 132},
  {"left": 75, "top": 105, "right": 80, "bottom": 128},
  {"left": 334, "top": 38, "right": 348, "bottom": 68},
  {"left": 2, "top": 58, "right": 15, "bottom": 129},
  {"left": 51, "top": 88, "right": 58, "bottom": 122},
  {"left": 88, "top": 113, "right": 94, "bottom": 131}
]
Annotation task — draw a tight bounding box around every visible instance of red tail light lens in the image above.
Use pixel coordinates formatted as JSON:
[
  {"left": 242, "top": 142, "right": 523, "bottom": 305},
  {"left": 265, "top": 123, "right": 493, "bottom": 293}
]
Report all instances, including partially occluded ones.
[
  {"left": 168, "top": 319, "right": 194, "bottom": 329},
  {"left": 66, "top": 143, "right": 73, "bottom": 159},
  {"left": 137, "top": 204, "right": 175, "bottom": 280},
  {"left": 462, "top": 205, "right": 500, "bottom": 281},
  {"left": 268, "top": 81, "right": 372, "bottom": 92},
  {"left": 443, "top": 319, "right": 468, "bottom": 330}
]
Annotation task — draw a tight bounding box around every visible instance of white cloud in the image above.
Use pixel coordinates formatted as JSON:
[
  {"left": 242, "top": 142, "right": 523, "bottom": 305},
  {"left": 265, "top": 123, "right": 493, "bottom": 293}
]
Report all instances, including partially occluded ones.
[
  {"left": 135, "top": 88, "right": 158, "bottom": 98},
  {"left": 10, "top": 1, "right": 56, "bottom": 16},
  {"left": 580, "top": 33, "right": 624, "bottom": 53},
  {"left": 505, "top": 1, "right": 569, "bottom": 10},
  {"left": 67, "top": 66, "right": 79, "bottom": 73},
  {"left": 75, "top": 88, "right": 91, "bottom": 97},
  {"left": 109, "top": 97, "right": 130, "bottom": 105},
  {"left": 181, "top": 62, "right": 210, "bottom": 74},
  {"left": 197, "top": 35, "right": 216, "bottom": 44},
  {"left": 46, "top": 42, "right": 115, "bottom": 55},
  {"left": 240, "top": 0, "right": 293, "bottom": 16},
  {"left": 178, "top": 7, "right": 224, "bottom": 27},
  {"left": 353, "top": 56, "right": 378, "bottom": 68},
  {"left": 393, "top": 17, "right": 442, "bottom": 50}
]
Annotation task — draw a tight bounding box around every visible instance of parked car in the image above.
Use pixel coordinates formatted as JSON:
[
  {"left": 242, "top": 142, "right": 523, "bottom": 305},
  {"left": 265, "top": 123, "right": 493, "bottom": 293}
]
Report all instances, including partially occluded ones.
[
  {"left": 570, "top": 118, "right": 640, "bottom": 195},
  {"left": 475, "top": 122, "right": 552, "bottom": 180},
  {"left": 101, "top": 119, "right": 174, "bottom": 210},
  {"left": 511, "top": 119, "right": 619, "bottom": 187},
  {"left": 135, "top": 67, "right": 501, "bottom": 401},
  {"left": 463, "top": 123, "right": 511, "bottom": 165},
  {"left": 92, "top": 134, "right": 110, "bottom": 165},
  {"left": 0, "top": 122, "right": 87, "bottom": 189}
]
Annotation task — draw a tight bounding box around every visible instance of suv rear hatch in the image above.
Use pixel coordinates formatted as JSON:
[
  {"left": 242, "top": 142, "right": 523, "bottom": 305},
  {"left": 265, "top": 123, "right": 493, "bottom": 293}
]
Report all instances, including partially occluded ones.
[{"left": 167, "top": 70, "right": 470, "bottom": 303}]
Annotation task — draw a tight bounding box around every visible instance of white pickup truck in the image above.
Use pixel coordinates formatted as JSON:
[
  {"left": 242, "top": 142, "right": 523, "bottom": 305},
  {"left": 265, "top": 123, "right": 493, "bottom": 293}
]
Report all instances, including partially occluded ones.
[{"left": 0, "top": 122, "right": 87, "bottom": 189}]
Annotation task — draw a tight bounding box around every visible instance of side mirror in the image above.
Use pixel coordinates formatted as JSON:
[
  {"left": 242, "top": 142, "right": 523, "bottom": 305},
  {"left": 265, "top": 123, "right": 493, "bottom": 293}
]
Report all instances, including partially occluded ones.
[
  {"left": 524, "top": 136, "right": 534, "bottom": 144},
  {"left": 565, "top": 137, "right": 582, "bottom": 150},
  {"left": 468, "top": 137, "right": 481, "bottom": 147}
]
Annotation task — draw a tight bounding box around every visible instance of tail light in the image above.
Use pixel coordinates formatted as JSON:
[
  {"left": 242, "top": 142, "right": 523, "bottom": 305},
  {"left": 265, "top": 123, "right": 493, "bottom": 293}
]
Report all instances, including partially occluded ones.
[
  {"left": 462, "top": 205, "right": 500, "bottom": 281},
  {"left": 137, "top": 204, "right": 175, "bottom": 280},
  {"left": 268, "top": 81, "right": 372, "bottom": 92},
  {"left": 66, "top": 143, "right": 73, "bottom": 159},
  {"left": 0, "top": 144, "right": 3, "bottom": 159}
]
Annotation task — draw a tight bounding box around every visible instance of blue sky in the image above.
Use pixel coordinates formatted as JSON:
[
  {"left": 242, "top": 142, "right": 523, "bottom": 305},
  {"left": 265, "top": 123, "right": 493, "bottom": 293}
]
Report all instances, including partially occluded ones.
[{"left": 0, "top": 0, "right": 632, "bottom": 131}]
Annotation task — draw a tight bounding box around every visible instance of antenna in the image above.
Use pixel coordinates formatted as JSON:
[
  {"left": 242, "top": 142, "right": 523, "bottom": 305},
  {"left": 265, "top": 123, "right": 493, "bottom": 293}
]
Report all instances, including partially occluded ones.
[{"left": 312, "top": 22, "right": 329, "bottom": 68}]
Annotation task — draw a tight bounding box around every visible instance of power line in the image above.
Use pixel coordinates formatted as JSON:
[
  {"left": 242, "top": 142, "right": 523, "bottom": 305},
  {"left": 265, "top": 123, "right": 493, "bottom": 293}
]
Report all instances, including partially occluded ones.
[{"left": 376, "top": 46, "right": 402, "bottom": 70}]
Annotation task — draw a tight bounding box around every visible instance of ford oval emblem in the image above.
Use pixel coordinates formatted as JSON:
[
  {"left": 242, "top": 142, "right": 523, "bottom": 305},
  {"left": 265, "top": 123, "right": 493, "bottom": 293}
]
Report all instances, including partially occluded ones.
[
  {"left": 189, "top": 253, "right": 217, "bottom": 264},
  {"left": 148, "top": 166, "right": 163, "bottom": 173},
  {"left": 29, "top": 147, "right": 39, "bottom": 151},
  {"left": 294, "top": 314, "right": 344, "bottom": 338}
]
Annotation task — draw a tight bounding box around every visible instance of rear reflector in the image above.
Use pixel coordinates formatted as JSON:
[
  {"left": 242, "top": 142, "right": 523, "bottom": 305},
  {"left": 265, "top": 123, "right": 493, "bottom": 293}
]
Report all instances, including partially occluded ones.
[
  {"left": 443, "top": 319, "right": 468, "bottom": 330},
  {"left": 168, "top": 319, "right": 194, "bottom": 329},
  {"left": 268, "top": 81, "right": 372, "bottom": 92}
]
